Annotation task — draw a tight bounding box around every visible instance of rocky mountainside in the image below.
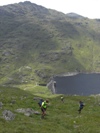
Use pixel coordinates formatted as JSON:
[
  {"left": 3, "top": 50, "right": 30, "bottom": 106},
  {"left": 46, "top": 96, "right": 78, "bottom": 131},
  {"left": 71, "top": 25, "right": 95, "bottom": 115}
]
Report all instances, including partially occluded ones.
[{"left": 0, "top": 1, "right": 100, "bottom": 85}]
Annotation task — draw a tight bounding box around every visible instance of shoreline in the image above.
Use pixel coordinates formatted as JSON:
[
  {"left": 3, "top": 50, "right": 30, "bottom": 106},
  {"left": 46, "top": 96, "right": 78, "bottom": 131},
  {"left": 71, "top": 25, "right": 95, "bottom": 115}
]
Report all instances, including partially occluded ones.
[
  {"left": 47, "top": 72, "right": 100, "bottom": 95},
  {"left": 54, "top": 72, "right": 100, "bottom": 77}
]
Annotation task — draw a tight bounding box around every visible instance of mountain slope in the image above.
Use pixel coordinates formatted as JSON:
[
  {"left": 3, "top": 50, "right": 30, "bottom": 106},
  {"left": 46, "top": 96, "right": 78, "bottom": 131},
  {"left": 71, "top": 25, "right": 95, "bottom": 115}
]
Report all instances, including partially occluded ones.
[
  {"left": 0, "top": 1, "right": 100, "bottom": 85},
  {"left": 0, "top": 86, "right": 100, "bottom": 133}
]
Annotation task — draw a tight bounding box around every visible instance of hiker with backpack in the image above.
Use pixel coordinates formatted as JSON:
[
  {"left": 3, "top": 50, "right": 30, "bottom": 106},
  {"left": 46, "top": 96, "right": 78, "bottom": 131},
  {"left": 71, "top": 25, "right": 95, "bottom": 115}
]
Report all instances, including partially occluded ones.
[
  {"left": 61, "top": 96, "right": 64, "bottom": 103},
  {"left": 78, "top": 101, "right": 85, "bottom": 114},
  {"left": 41, "top": 99, "right": 49, "bottom": 118}
]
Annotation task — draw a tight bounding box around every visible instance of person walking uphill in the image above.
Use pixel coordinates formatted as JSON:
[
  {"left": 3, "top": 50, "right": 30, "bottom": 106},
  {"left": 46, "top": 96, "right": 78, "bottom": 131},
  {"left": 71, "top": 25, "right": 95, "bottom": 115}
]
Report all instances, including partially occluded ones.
[
  {"left": 61, "top": 96, "right": 64, "bottom": 103},
  {"left": 41, "top": 99, "right": 49, "bottom": 119},
  {"left": 78, "top": 101, "right": 84, "bottom": 114}
]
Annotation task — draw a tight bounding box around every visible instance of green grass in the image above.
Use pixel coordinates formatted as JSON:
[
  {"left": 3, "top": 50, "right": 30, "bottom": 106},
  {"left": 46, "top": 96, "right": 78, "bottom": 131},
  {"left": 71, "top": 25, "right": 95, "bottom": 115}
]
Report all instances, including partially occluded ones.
[{"left": 0, "top": 85, "right": 100, "bottom": 133}]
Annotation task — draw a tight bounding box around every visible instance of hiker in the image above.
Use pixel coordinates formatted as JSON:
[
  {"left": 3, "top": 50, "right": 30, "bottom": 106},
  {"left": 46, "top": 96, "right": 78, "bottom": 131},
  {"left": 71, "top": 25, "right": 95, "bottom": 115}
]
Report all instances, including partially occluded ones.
[
  {"left": 38, "top": 98, "right": 44, "bottom": 107},
  {"left": 61, "top": 96, "right": 64, "bottom": 103},
  {"left": 78, "top": 101, "right": 84, "bottom": 114},
  {"left": 41, "top": 99, "right": 49, "bottom": 118}
]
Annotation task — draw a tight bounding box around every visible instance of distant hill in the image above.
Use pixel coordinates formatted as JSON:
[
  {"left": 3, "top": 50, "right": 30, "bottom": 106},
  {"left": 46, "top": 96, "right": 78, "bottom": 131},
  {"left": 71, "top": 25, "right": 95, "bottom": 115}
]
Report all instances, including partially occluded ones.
[
  {"left": 0, "top": 1, "right": 100, "bottom": 85},
  {"left": 66, "top": 12, "right": 84, "bottom": 18}
]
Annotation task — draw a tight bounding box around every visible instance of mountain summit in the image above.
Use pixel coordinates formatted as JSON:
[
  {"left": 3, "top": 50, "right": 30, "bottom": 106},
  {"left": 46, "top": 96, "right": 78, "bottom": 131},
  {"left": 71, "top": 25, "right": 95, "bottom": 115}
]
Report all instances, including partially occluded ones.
[{"left": 66, "top": 12, "right": 84, "bottom": 18}]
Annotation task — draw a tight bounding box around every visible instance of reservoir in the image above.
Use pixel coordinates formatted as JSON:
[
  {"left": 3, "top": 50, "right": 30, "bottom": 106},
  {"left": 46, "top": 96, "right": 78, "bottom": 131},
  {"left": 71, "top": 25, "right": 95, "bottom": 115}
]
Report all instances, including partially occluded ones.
[{"left": 54, "top": 73, "right": 100, "bottom": 96}]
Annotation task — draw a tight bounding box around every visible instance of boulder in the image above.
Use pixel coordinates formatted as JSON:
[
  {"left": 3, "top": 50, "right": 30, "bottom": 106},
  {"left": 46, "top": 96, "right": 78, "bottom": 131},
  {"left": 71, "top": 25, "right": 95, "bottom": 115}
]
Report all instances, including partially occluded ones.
[{"left": 2, "top": 110, "right": 15, "bottom": 121}]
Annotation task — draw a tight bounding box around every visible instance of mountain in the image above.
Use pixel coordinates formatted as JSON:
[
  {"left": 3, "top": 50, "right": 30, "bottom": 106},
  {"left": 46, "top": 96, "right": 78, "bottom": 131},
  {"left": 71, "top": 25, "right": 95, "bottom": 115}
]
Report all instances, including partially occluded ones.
[{"left": 0, "top": 1, "right": 100, "bottom": 85}]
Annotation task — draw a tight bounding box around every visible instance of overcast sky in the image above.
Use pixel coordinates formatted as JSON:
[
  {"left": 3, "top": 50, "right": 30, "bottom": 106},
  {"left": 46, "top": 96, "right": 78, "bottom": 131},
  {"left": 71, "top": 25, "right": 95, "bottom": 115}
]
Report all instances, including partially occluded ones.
[{"left": 0, "top": 0, "right": 100, "bottom": 19}]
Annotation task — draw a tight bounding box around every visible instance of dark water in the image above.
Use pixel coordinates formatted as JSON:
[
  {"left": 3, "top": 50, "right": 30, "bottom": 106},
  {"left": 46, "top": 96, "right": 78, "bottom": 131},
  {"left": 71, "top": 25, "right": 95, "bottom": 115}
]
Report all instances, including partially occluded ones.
[{"left": 54, "top": 73, "right": 100, "bottom": 95}]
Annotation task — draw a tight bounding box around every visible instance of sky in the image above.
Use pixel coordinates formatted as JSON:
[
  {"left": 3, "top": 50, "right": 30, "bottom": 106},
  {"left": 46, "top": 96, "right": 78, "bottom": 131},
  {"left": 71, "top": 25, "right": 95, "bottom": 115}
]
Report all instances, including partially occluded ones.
[{"left": 0, "top": 0, "right": 100, "bottom": 19}]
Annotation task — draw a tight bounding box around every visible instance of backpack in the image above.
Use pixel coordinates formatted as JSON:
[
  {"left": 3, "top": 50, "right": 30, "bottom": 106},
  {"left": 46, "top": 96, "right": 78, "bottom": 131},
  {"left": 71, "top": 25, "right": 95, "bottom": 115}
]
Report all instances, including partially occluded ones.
[
  {"left": 80, "top": 102, "right": 84, "bottom": 108},
  {"left": 38, "top": 99, "right": 44, "bottom": 107}
]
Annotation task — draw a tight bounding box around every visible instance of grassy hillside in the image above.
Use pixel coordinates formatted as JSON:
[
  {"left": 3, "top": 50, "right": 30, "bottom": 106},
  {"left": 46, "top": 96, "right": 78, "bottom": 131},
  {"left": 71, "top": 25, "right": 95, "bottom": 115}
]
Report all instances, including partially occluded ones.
[
  {"left": 0, "top": 85, "right": 100, "bottom": 133},
  {"left": 0, "top": 1, "right": 100, "bottom": 85}
]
